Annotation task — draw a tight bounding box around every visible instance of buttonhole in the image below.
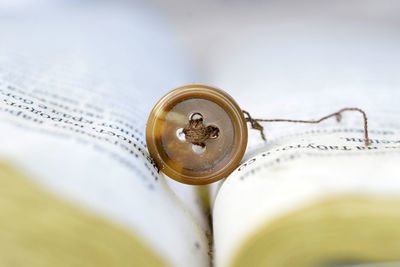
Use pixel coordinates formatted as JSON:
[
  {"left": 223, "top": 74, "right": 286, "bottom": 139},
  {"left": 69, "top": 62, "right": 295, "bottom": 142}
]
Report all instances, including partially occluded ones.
[{"left": 192, "top": 144, "right": 206, "bottom": 154}]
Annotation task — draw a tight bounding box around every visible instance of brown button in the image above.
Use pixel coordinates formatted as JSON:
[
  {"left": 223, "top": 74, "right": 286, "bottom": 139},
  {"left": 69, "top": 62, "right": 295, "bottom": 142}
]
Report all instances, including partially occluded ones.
[{"left": 146, "top": 85, "right": 248, "bottom": 185}]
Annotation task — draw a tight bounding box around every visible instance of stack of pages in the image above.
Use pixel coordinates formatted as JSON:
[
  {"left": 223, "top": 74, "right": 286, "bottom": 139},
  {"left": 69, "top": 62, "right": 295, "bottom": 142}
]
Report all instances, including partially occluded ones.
[{"left": 0, "top": 1, "right": 399, "bottom": 266}]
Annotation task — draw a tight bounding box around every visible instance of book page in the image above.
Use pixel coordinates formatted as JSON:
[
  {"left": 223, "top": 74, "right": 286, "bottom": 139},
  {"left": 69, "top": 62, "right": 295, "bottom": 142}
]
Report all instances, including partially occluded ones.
[
  {"left": 214, "top": 127, "right": 400, "bottom": 267},
  {"left": 200, "top": 1, "right": 400, "bottom": 266},
  {"left": 0, "top": 2, "right": 209, "bottom": 267}
]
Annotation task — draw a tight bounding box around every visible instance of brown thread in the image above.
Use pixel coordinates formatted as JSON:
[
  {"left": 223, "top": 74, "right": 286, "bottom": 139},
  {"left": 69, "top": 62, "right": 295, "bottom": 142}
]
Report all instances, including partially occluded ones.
[
  {"left": 182, "top": 113, "right": 219, "bottom": 147},
  {"left": 243, "top": 107, "right": 370, "bottom": 146},
  {"left": 182, "top": 108, "right": 370, "bottom": 147}
]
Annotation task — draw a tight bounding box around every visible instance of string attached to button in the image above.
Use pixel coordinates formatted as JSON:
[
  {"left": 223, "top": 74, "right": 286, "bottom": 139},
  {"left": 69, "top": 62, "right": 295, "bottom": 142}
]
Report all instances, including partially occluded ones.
[
  {"left": 182, "top": 107, "right": 370, "bottom": 148},
  {"left": 146, "top": 85, "right": 371, "bottom": 185},
  {"left": 243, "top": 107, "right": 370, "bottom": 146},
  {"left": 182, "top": 113, "right": 220, "bottom": 148}
]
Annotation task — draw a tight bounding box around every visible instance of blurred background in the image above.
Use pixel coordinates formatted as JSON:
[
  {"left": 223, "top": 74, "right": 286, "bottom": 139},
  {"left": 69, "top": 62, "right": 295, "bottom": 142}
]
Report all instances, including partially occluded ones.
[
  {"left": 153, "top": 0, "right": 400, "bottom": 120},
  {"left": 2, "top": 0, "right": 399, "bottom": 153},
  {"left": 2, "top": 0, "right": 400, "bottom": 114}
]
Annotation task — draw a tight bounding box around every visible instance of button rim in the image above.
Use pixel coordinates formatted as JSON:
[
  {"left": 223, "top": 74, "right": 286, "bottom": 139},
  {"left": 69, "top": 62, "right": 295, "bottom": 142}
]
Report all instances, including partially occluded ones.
[{"left": 146, "top": 84, "right": 248, "bottom": 185}]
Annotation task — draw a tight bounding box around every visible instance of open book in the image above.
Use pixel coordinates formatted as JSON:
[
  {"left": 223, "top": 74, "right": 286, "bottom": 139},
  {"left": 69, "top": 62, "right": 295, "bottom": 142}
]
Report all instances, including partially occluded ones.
[{"left": 1, "top": 1, "right": 400, "bottom": 267}]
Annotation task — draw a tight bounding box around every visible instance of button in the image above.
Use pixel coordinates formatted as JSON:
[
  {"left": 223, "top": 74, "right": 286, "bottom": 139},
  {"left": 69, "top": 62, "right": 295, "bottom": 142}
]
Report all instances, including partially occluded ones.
[{"left": 146, "top": 85, "right": 248, "bottom": 185}]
